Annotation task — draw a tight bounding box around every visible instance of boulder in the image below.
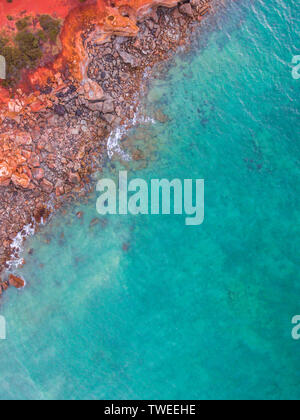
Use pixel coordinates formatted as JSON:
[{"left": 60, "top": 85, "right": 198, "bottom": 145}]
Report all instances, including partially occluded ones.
[
  {"left": 14, "top": 132, "right": 32, "bottom": 146},
  {"left": 82, "top": 79, "right": 104, "bottom": 102},
  {"left": 103, "top": 114, "right": 116, "bottom": 124},
  {"left": 0, "top": 132, "right": 35, "bottom": 189},
  {"left": 190, "top": 0, "right": 202, "bottom": 7},
  {"left": 119, "top": 51, "right": 140, "bottom": 67},
  {"left": 11, "top": 172, "right": 31, "bottom": 189},
  {"left": 179, "top": 3, "right": 194, "bottom": 17},
  {"left": 85, "top": 101, "right": 103, "bottom": 112},
  {"left": 69, "top": 172, "right": 81, "bottom": 184},
  {"left": 102, "top": 100, "right": 115, "bottom": 114},
  {"left": 0, "top": 161, "right": 13, "bottom": 186},
  {"left": 32, "top": 167, "right": 45, "bottom": 181},
  {"left": 40, "top": 179, "right": 54, "bottom": 193},
  {"left": 55, "top": 185, "right": 65, "bottom": 196},
  {"left": 29, "top": 155, "right": 41, "bottom": 168},
  {"left": 9, "top": 274, "right": 25, "bottom": 289}
]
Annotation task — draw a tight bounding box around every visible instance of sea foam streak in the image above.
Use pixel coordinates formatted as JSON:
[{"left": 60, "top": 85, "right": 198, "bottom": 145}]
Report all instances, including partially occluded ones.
[
  {"left": 7, "top": 201, "right": 54, "bottom": 271},
  {"left": 7, "top": 222, "right": 36, "bottom": 271},
  {"left": 107, "top": 126, "right": 131, "bottom": 161},
  {"left": 107, "top": 110, "right": 156, "bottom": 161}
]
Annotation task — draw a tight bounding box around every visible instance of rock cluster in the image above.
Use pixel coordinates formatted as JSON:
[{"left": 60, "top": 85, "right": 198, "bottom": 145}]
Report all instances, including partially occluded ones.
[
  {"left": 0, "top": 0, "right": 213, "bottom": 294},
  {"left": 0, "top": 274, "right": 25, "bottom": 296},
  {"left": 0, "top": 132, "right": 34, "bottom": 189}
]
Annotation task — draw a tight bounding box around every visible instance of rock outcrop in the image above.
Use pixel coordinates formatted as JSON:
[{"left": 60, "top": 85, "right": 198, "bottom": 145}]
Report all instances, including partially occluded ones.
[
  {"left": 0, "top": 132, "right": 34, "bottom": 189},
  {"left": 0, "top": 0, "right": 214, "bottom": 294},
  {"left": 8, "top": 274, "right": 25, "bottom": 289}
]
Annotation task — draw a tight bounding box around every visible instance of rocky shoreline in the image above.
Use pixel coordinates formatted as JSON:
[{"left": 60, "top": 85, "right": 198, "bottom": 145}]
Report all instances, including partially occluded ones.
[{"left": 0, "top": 0, "right": 213, "bottom": 295}]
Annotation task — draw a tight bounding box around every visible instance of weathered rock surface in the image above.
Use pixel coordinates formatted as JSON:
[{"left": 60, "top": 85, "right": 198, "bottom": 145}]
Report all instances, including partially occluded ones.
[
  {"left": 0, "top": 132, "right": 35, "bottom": 189},
  {"left": 8, "top": 274, "right": 25, "bottom": 289},
  {"left": 119, "top": 51, "right": 141, "bottom": 67},
  {"left": 82, "top": 79, "right": 104, "bottom": 102},
  {"left": 179, "top": 3, "right": 194, "bottom": 17},
  {"left": 0, "top": 0, "right": 214, "bottom": 295}
]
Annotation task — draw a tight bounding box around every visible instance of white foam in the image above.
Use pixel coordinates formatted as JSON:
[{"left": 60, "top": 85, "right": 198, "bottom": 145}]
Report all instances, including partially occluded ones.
[
  {"left": 131, "top": 112, "right": 156, "bottom": 126},
  {"left": 106, "top": 62, "right": 158, "bottom": 161},
  {"left": 107, "top": 126, "right": 131, "bottom": 161},
  {"left": 7, "top": 201, "right": 55, "bottom": 270},
  {"left": 107, "top": 109, "right": 156, "bottom": 161},
  {"left": 7, "top": 221, "right": 36, "bottom": 270}
]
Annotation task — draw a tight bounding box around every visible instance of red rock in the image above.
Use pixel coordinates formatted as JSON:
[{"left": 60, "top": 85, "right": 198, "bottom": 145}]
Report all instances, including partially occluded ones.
[
  {"left": 30, "top": 100, "right": 45, "bottom": 113},
  {"left": 11, "top": 172, "right": 31, "bottom": 189},
  {"left": 29, "top": 155, "right": 40, "bottom": 168},
  {"left": 27, "top": 182, "right": 36, "bottom": 190},
  {"left": 37, "top": 141, "right": 46, "bottom": 151},
  {"left": 34, "top": 205, "right": 51, "bottom": 223},
  {"left": 23, "top": 166, "right": 32, "bottom": 179},
  {"left": 21, "top": 150, "right": 31, "bottom": 160},
  {"left": 102, "top": 100, "right": 115, "bottom": 114},
  {"left": 14, "top": 132, "right": 32, "bottom": 146},
  {"left": 32, "top": 167, "right": 45, "bottom": 180},
  {"left": 40, "top": 179, "right": 54, "bottom": 193},
  {"left": 55, "top": 186, "right": 65, "bottom": 196},
  {"left": 132, "top": 149, "right": 145, "bottom": 161},
  {"left": 8, "top": 274, "right": 25, "bottom": 289},
  {"left": 0, "top": 132, "right": 34, "bottom": 189},
  {"left": 69, "top": 172, "right": 81, "bottom": 184},
  {"left": 119, "top": 51, "right": 140, "bottom": 67},
  {"left": 83, "top": 79, "right": 104, "bottom": 102}
]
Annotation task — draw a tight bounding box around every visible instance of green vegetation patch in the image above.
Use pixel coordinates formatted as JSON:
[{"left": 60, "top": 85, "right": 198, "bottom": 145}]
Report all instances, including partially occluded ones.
[
  {"left": 16, "top": 17, "right": 30, "bottom": 31},
  {"left": 15, "top": 30, "right": 42, "bottom": 62},
  {"left": 39, "top": 15, "right": 61, "bottom": 43},
  {"left": 0, "top": 14, "right": 61, "bottom": 87}
]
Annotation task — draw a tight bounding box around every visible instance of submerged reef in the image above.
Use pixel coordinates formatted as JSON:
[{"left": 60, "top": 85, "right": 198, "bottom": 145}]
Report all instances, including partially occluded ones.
[{"left": 0, "top": 0, "right": 214, "bottom": 293}]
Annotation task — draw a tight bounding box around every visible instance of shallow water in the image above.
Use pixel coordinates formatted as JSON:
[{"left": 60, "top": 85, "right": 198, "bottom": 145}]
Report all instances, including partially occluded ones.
[{"left": 0, "top": 0, "right": 300, "bottom": 400}]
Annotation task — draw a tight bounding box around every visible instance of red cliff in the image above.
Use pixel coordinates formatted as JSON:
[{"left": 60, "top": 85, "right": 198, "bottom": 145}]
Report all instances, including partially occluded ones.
[{"left": 0, "top": 0, "right": 183, "bottom": 188}]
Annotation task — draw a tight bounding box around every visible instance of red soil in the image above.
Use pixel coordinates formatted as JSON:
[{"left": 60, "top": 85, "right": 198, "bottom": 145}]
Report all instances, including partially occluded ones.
[
  {"left": 0, "top": 0, "right": 179, "bottom": 103},
  {"left": 0, "top": 0, "right": 93, "bottom": 26}
]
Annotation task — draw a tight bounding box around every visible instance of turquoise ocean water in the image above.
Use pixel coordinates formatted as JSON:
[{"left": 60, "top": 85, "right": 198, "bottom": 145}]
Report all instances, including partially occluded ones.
[{"left": 0, "top": 0, "right": 299, "bottom": 400}]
